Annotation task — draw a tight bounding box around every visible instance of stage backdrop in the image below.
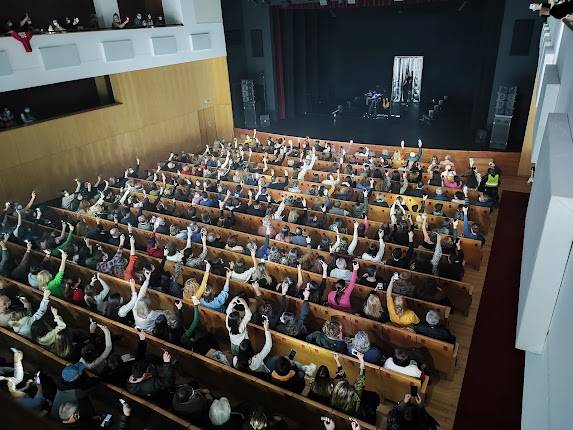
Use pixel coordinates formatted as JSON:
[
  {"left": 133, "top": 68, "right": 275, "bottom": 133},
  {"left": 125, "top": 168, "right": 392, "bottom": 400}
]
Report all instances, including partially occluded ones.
[{"left": 391, "top": 56, "right": 423, "bottom": 103}]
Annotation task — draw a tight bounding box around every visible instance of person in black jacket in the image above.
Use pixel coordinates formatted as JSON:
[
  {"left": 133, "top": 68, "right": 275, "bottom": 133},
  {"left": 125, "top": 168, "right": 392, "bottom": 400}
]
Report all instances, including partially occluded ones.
[
  {"left": 387, "top": 393, "right": 438, "bottom": 430},
  {"left": 413, "top": 310, "right": 456, "bottom": 343},
  {"left": 267, "top": 356, "right": 305, "bottom": 394},
  {"left": 126, "top": 331, "right": 175, "bottom": 403},
  {"left": 275, "top": 285, "right": 310, "bottom": 339},
  {"left": 384, "top": 231, "right": 414, "bottom": 269},
  {"left": 172, "top": 384, "right": 213, "bottom": 425}
]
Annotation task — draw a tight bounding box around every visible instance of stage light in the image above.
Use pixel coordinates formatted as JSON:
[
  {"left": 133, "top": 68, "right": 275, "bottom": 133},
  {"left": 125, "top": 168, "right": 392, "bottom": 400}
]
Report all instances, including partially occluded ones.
[
  {"left": 347, "top": 0, "right": 356, "bottom": 4},
  {"left": 319, "top": 0, "right": 328, "bottom": 5},
  {"left": 418, "top": 139, "right": 422, "bottom": 146}
]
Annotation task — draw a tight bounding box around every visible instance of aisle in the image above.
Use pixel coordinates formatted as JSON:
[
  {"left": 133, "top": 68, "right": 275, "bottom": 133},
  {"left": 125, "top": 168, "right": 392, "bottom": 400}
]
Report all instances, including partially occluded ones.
[{"left": 453, "top": 191, "right": 529, "bottom": 430}]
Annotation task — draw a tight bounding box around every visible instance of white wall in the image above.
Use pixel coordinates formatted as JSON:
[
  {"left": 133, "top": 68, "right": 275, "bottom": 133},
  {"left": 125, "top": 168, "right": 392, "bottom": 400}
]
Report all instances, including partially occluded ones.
[
  {"left": 522, "top": 242, "right": 573, "bottom": 430},
  {"left": 0, "top": 0, "right": 226, "bottom": 92},
  {"left": 518, "top": 18, "right": 573, "bottom": 430}
]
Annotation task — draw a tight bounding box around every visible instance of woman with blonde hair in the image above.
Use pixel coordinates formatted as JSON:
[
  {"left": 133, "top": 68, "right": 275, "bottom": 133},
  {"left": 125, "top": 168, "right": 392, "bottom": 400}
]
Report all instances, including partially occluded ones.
[
  {"left": 32, "top": 306, "right": 72, "bottom": 358},
  {"left": 230, "top": 248, "right": 276, "bottom": 290},
  {"left": 182, "top": 261, "right": 211, "bottom": 301},
  {"left": 119, "top": 269, "right": 166, "bottom": 333},
  {"left": 36, "top": 251, "right": 68, "bottom": 298},
  {"left": 387, "top": 273, "right": 420, "bottom": 327},
  {"left": 361, "top": 293, "right": 389, "bottom": 323}
]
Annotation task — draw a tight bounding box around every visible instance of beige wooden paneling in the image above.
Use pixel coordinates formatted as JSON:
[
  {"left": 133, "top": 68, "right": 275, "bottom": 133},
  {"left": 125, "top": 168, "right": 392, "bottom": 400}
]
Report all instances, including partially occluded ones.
[{"left": 0, "top": 57, "right": 234, "bottom": 203}]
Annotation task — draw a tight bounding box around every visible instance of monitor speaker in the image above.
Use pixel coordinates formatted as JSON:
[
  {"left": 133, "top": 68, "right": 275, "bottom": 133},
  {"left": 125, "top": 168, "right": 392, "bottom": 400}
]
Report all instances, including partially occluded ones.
[{"left": 260, "top": 114, "right": 270, "bottom": 128}]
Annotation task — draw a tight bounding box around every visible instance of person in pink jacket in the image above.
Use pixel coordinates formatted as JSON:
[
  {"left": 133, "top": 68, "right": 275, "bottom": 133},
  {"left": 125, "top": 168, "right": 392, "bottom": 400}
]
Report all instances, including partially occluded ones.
[{"left": 327, "top": 262, "right": 359, "bottom": 313}]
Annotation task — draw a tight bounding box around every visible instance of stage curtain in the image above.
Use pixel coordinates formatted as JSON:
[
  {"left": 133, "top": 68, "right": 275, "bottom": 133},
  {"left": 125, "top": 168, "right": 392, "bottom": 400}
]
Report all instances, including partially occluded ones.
[{"left": 273, "top": 8, "right": 333, "bottom": 119}]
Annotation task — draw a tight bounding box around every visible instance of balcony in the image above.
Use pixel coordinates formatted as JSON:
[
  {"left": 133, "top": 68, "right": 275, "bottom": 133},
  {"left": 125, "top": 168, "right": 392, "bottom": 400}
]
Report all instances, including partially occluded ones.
[{"left": 0, "top": 0, "right": 226, "bottom": 91}]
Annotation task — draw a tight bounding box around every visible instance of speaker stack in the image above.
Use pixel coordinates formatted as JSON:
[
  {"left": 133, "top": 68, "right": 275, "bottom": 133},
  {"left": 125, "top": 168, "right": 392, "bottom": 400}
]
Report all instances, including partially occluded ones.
[
  {"left": 241, "top": 79, "right": 257, "bottom": 129},
  {"left": 490, "top": 86, "right": 517, "bottom": 150}
]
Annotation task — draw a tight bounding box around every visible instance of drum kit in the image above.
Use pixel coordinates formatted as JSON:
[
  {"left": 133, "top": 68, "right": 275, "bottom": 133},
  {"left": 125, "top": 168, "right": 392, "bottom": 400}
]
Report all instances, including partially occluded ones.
[{"left": 364, "top": 90, "right": 390, "bottom": 119}]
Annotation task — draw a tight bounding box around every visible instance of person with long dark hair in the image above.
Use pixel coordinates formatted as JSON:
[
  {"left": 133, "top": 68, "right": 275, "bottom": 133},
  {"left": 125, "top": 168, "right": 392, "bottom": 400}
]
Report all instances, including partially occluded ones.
[
  {"left": 308, "top": 353, "right": 345, "bottom": 404},
  {"left": 327, "top": 262, "right": 359, "bottom": 313}
]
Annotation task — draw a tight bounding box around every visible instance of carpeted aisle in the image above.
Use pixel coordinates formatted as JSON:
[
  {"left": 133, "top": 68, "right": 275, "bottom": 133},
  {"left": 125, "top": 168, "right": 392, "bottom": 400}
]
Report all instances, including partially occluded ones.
[{"left": 453, "top": 191, "right": 529, "bottom": 430}]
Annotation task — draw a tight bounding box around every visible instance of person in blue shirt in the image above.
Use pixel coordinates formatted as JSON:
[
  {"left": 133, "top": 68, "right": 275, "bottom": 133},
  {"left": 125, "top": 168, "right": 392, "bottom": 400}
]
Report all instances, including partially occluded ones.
[
  {"left": 199, "top": 191, "right": 219, "bottom": 208},
  {"left": 432, "top": 188, "right": 449, "bottom": 201},
  {"left": 200, "top": 270, "right": 231, "bottom": 312},
  {"left": 290, "top": 227, "right": 308, "bottom": 247},
  {"left": 462, "top": 206, "right": 485, "bottom": 244},
  {"left": 409, "top": 181, "right": 425, "bottom": 198}
]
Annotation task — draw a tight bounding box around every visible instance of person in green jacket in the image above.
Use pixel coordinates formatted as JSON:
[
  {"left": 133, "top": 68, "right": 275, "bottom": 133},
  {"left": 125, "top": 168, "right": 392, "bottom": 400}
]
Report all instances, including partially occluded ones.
[
  {"left": 181, "top": 296, "right": 201, "bottom": 346},
  {"left": 36, "top": 250, "right": 68, "bottom": 298}
]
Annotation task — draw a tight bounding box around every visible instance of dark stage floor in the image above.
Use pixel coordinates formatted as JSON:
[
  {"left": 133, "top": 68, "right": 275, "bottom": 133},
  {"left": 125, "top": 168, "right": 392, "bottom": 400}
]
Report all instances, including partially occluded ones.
[{"left": 255, "top": 102, "right": 494, "bottom": 151}]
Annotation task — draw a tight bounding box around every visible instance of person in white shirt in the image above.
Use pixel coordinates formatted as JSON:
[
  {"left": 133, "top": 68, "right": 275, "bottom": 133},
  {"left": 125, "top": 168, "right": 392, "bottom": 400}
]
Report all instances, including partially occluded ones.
[
  {"left": 226, "top": 296, "right": 252, "bottom": 355},
  {"left": 361, "top": 230, "right": 385, "bottom": 263},
  {"left": 384, "top": 348, "right": 422, "bottom": 378},
  {"left": 9, "top": 290, "right": 51, "bottom": 338}
]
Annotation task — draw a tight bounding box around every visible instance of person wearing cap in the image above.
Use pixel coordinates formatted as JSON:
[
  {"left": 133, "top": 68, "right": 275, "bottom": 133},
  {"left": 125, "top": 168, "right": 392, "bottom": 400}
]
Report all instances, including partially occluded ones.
[
  {"left": 50, "top": 361, "right": 99, "bottom": 419},
  {"left": 414, "top": 310, "right": 456, "bottom": 343}
]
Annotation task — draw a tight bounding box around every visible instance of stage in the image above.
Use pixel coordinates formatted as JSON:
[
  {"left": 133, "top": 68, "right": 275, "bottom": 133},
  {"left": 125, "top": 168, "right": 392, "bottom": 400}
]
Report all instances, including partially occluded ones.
[{"left": 255, "top": 100, "right": 489, "bottom": 151}]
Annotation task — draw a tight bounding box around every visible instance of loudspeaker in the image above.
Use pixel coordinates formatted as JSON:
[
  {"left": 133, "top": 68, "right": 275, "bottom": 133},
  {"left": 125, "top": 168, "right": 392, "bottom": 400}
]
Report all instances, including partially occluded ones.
[
  {"left": 241, "top": 80, "right": 255, "bottom": 103},
  {"left": 490, "top": 114, "right": 512, "bottom": 149},
  {"left": 244, "top": 106, "right": 257, "bottom": 128},
  {"left": 260, "top": 114, "right": 270, "bottom": 128},
  {"left": 495, "top": 100, "right": 506, "bottom": 115}
]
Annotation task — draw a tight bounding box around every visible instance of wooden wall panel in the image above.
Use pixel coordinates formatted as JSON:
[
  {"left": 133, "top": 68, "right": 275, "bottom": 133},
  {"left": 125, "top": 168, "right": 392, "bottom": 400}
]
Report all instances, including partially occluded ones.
[{"left": 0, "top": 57, "right": 234, "bottom": 203}]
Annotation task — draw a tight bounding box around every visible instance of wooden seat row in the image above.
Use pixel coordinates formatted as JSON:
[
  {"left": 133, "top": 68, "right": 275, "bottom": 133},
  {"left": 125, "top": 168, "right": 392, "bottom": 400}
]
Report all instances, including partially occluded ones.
[
  {"left": 233, "top": 128, "right": 501, "bottom": 174},
  {"left": 0, "top": 315, "right": 198, "bottom": 429},
  {"left": 151, "top": 171, "right": 484, "bottom": 269},
  {"left": 90, "top": 188, "right": 473, "bottom": 314},
  {"left": 166, "top": 158, "right": 491, "bottom": 235},
  {"left": 45, "top": 207, "right": 458, "bottom": 376},
  {"left": 0, "top": 276, "right": 377, "bottom": 430},
  {"left": 203, "top": 150, "right": 481, "bottom": 201},
  {"left": 2, "top": 242, "right": 416, "bottom": 422}
]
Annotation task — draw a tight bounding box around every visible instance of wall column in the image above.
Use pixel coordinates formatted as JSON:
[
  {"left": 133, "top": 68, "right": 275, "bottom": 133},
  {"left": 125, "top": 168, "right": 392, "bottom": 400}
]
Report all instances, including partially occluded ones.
[{"left": 93, "top": 0, "right": 120, "bottom": 28}]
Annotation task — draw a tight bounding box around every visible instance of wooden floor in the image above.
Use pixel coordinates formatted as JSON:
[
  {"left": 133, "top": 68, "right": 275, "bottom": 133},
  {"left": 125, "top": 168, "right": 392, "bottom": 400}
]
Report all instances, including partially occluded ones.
[{"left": 421, "top": 175, "right": 530, "bottom": 430}]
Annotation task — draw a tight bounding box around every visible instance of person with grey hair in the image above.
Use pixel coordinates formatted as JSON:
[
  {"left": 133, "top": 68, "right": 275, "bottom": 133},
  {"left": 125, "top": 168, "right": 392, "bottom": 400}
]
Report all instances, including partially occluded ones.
[
  {"left": 347, "top": 331, "right": 384, "bottom": 365},
  {"left": 413, "top": 310, "right": 456, "bottom": 343},
  {"left": 208, "top": 396, "right": 245, "bottom": 429}
]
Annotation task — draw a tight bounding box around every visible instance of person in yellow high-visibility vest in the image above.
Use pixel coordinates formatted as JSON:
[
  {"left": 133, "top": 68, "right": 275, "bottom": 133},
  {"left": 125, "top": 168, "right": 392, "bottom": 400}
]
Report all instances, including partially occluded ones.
[{"left": 483, "top": 167, "right": 500, "bottom": 199}]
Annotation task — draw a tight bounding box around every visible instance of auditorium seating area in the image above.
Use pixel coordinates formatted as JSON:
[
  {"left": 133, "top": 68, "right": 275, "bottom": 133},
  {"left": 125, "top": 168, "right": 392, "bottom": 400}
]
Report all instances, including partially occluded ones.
[{"left": 0, "top": 129, "right": 505, "bottom": 429}]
